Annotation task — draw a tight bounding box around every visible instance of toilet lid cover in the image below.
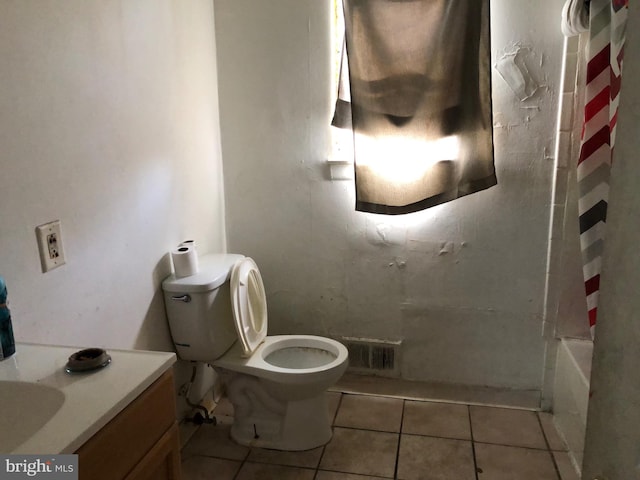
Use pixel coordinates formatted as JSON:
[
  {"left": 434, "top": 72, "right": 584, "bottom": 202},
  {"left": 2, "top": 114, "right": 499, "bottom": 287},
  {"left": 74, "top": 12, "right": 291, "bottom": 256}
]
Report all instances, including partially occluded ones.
[{"left": 230, "top": 257, "right": 268, "bottom": 357}]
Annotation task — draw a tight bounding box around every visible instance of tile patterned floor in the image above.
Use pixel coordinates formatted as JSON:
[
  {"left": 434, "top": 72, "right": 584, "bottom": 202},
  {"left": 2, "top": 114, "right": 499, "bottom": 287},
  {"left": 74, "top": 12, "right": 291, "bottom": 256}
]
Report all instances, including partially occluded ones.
[{"left": 181, "top": 392, "right": 580, "bottom": 480}]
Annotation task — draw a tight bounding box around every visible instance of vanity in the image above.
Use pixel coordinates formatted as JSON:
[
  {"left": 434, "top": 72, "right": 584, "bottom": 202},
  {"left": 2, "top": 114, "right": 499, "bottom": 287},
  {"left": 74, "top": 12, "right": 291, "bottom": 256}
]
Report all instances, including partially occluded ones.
[{"left": 0, "top": 343, "right": 181, "bottom": 480}]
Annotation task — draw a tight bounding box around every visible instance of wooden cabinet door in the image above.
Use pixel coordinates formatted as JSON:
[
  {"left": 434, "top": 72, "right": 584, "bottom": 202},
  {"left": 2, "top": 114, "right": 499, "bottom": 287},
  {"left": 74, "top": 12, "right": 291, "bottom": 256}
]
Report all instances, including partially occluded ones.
[
  {"left": 124, "top": 422, "right": 182, "bottom": 480},
  {"left": 76, "top": 370, "right": 179, "bottom": 480}
]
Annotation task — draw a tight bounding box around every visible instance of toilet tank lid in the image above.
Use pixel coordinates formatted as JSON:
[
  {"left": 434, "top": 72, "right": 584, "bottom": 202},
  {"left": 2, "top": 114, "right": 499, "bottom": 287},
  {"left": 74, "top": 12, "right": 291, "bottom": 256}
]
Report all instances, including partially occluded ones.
[{"left": 162, "top": 253, "right": 245, "bottom": 293}]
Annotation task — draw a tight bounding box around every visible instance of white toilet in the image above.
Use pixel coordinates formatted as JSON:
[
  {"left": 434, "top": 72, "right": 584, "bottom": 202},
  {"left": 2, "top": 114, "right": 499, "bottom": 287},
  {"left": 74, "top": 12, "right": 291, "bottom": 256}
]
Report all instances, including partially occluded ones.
[{"left": 162, "top": 254, "right": 349, "bottom": 451}]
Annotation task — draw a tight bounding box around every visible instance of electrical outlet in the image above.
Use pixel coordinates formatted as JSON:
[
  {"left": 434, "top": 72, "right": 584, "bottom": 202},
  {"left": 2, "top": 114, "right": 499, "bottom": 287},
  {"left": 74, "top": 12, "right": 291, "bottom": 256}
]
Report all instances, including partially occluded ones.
[{"left": 36, "top": 220, "right": 66, "bottom": 272}]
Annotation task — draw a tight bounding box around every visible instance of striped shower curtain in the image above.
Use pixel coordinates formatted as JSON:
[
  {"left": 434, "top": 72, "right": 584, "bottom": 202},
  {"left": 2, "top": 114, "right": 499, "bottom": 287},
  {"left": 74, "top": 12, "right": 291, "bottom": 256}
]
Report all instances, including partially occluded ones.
[{"left": 577, "top": 0, "right": 628, "bottom": 337}]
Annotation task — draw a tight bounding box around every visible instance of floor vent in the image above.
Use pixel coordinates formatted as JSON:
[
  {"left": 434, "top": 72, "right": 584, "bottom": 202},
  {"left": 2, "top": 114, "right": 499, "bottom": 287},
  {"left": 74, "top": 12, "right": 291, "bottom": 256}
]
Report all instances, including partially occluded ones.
[
  {"left": 340, "top": 338, "right": 401, "bottom": 377},
  {"left": 371, "top": 344, "right": 395, "bottom": 370}
]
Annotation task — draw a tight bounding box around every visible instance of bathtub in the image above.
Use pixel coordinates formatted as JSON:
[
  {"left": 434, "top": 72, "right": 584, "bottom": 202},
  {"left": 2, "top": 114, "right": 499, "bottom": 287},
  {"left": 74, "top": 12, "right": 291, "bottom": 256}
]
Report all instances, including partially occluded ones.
[{"left": 553, "top": 338, "right": 593, "bottom": 474}]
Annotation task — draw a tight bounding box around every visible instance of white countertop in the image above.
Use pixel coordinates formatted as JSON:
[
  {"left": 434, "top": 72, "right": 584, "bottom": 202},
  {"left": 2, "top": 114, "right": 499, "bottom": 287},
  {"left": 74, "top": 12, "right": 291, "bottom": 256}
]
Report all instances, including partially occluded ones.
[{"left": 0, "top": 343, "right": 176, "bottom": 454}]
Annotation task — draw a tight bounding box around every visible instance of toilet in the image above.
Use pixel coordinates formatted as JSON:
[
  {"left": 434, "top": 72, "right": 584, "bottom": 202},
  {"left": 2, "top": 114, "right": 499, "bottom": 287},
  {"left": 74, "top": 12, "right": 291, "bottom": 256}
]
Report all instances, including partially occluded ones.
[{"left": 162, "top": 254, "right": 349, "bottom": 451}]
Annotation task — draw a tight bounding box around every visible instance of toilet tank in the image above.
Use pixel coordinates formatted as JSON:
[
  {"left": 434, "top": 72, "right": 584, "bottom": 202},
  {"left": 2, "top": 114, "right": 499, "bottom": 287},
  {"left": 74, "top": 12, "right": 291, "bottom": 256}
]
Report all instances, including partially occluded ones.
[{"left": 162, "top": 253, "right": 244, "bottom": 362}]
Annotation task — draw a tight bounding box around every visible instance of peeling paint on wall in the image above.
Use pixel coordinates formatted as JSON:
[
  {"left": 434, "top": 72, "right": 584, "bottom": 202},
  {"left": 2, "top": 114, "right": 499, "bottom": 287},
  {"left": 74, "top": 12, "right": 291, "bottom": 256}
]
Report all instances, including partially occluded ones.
[
  {"left": 438, "top": 241, "right": 455, "bottom": 256},
  {"left": 365, "top": 220, "right": 407, "bottom": 246},
  {"left": 406, "top": 239, "right": 467, "bottom": 257},
  {"left": 493, "top": 120, "right": 522, "bottom": 130},
  {"left": 393, "top": 257, "right": 407, "bottom": 268},
  {"left": 492, "top": 111, "right": 524, "bottom": 130},
  {"left": 495, "top": 46, "right": 542, "bottom": 101}
]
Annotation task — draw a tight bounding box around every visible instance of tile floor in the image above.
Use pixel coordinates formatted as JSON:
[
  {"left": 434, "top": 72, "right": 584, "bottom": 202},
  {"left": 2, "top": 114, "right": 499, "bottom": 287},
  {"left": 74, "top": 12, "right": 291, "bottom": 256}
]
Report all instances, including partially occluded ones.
[{"left": 181, "top": 392, "right": 580, "bottom": 480}]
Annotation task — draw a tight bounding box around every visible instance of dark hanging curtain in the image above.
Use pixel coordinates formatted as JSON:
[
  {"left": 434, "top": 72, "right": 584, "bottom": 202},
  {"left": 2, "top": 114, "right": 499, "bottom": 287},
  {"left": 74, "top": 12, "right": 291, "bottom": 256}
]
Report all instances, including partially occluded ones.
[{"left": 333, "top": 0, "right": 496, "bottom": 215}]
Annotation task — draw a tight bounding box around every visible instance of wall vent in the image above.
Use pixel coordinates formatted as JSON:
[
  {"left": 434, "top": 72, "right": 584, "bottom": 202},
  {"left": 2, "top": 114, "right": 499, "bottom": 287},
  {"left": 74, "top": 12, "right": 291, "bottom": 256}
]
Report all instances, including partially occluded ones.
[{"left": 339, "top": 338, "right": 401, "bottom": 377}]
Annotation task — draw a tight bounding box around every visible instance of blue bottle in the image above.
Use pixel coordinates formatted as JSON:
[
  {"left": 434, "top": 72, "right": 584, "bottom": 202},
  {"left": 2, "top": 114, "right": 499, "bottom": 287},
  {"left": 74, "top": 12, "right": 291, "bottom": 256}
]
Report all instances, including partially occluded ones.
[{"left": 0, "top": 276, "right": 16, "bottom": 360}]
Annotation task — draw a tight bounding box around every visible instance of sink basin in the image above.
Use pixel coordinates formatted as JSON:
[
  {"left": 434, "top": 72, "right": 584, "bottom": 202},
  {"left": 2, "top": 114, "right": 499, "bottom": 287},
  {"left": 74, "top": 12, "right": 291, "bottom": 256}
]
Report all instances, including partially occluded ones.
[{"left": 0, "top": 381, "right": 65, "bottom": 452}]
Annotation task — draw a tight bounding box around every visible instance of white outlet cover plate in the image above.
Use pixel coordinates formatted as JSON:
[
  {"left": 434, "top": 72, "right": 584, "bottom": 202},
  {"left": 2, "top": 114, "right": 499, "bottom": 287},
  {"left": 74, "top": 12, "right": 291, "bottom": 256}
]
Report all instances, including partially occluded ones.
[{"left": 36, "top": 220, "right": 66, "bottom": 272}]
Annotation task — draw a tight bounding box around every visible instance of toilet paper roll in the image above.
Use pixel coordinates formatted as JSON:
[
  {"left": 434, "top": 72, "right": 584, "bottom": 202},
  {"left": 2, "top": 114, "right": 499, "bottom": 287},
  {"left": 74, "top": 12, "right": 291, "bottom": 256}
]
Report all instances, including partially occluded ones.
[
  {"left": 179, "top": 239, "right": 196, "bottom": 250},
  {"left": 171, "top": 245, "right": 199, "bottom": 278}
]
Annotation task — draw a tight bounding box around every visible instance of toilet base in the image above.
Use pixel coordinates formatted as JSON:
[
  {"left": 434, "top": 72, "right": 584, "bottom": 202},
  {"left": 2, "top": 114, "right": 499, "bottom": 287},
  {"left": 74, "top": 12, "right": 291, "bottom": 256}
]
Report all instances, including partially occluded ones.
[{"left": 221, "top": 370, "right": 334, "bottom": 451}]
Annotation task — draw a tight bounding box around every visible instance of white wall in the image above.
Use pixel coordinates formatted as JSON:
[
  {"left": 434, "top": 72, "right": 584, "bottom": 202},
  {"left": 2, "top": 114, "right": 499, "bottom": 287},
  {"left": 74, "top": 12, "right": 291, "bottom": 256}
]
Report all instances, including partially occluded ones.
[
  {"left": 0, "top": 1, "right": 225, "bottom": 355},
  {"left": 215, "top": 0, "right": 567, "bottom": 390}
]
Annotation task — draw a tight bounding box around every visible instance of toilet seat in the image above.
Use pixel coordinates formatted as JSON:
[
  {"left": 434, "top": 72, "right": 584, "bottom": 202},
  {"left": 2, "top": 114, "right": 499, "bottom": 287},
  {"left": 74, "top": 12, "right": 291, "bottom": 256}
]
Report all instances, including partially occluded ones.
[
  {"left": 221, "top": 257, "right": 348, "bottom": 382},
  {"left": 230, "top": 257, "right": 268, "bottom": 357}
]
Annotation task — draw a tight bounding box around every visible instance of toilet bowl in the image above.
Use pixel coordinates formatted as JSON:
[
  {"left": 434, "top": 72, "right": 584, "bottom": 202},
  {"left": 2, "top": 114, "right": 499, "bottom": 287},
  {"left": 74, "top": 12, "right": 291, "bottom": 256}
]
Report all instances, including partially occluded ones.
[
  {"left": 215, "top": 334, "right": 348, "bottom": 450},
  {"left": 162, "top": 254, "right": 349, "bottom": 451}
]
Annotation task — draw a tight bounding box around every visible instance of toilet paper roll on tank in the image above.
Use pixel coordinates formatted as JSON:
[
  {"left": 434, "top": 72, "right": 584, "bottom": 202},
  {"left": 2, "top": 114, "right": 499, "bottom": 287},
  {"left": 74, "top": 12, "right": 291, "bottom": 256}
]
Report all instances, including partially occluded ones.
[{"left": 171, "top": 240, "right": 199, "bottom": 278}]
